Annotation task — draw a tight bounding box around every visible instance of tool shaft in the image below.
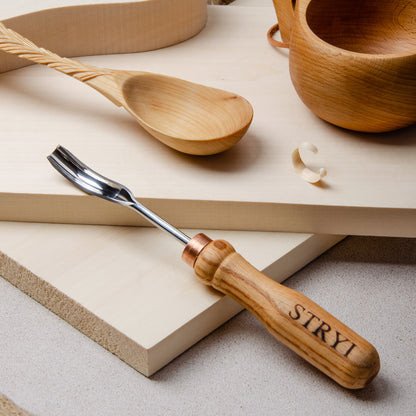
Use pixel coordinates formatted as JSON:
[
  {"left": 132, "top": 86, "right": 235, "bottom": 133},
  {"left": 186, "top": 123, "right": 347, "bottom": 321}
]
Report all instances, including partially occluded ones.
[
  {"left": 130, "top": 202, "right": 190, "bottom": 245},
  {"left": 48, "top": 145, "right": 191, "bottom": 245}
]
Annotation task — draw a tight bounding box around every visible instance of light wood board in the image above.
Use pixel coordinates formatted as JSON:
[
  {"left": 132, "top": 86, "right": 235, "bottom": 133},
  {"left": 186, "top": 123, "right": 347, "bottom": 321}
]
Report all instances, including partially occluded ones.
[
  {"left": 0, "top": 5, "right": 415, "bottom": 237},
  {"left": 0, "top": 221, "right": 342, "bottom": 376},
  {"left": 0, "top": 0, "right": 207, "bottom": 73}
]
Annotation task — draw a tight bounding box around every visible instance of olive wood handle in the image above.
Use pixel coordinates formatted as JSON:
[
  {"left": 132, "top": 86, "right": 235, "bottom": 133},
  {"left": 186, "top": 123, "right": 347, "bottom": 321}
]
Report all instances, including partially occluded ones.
[{"left": 183, "top": 235, "right": 380, "bottom": 389}]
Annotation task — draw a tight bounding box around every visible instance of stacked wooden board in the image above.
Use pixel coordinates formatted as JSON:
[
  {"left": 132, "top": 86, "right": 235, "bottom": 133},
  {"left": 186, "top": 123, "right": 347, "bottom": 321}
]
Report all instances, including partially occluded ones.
[
  {"left": 0, "top": 222, "right": 342, "bottom": 375},
  {"left": 0, "top": 5, "right": 415, "bottom": 236}
]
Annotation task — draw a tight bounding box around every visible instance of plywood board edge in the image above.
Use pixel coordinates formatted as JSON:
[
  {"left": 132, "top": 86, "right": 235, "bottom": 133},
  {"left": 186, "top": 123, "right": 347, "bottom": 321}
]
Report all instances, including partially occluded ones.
[
  {"left": 263, "top": 234, "right": 346, "bottom": 280},
  {"left": 0, "top": 394, "right": 35, "bottom": 416},
  {"left": 0, "top": 250, "right": 150, "bottom": 374},
  {"left": 147, "top": 295, "right": 241, "bottom": 376},
  {"left": 1, "top": 193, "right": 415, "bottom": 237}
]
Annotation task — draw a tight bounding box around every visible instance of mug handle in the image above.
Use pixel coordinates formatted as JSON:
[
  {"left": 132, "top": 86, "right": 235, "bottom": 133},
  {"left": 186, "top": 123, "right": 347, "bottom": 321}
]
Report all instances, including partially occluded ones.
[
  {"left": 270, "top": 0, "right": 296, "bottom": 47},
  {"left": 267, "top": 23, "right": 289, "bottom": 48}
]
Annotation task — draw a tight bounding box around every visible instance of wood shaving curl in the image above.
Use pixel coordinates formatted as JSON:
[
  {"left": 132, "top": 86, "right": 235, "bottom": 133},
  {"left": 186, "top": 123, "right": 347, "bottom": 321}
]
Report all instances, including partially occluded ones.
[{"left": 292, "top": 142, "right": 327, "bottom": 183}]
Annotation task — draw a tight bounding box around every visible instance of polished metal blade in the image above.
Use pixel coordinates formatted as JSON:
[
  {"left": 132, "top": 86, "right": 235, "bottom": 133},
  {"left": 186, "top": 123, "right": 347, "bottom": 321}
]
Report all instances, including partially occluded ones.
[{"left": 47, "top": 145, "right": 191, "bottom": 245}]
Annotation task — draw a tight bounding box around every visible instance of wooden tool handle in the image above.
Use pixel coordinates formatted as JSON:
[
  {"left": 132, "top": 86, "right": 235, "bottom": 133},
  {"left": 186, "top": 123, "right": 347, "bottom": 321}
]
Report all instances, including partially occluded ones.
[
  {"left": 0, "top": 22, "right": 109, "bottom": 82},
  {"left": 183, "top": 235, "right": 380, "bottom": 389}
]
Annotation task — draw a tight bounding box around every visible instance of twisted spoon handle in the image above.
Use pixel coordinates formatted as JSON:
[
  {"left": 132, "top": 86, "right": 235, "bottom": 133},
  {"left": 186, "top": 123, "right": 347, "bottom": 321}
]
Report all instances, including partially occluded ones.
[{"left": 0, "top": 22, "right": 110, "bottom": 81}]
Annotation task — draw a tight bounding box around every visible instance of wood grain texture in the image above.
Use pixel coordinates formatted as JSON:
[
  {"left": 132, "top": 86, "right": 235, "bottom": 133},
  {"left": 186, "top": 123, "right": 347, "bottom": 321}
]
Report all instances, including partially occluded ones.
[
  {"left": 192, "top": 239, "right": 380, "bottom": 389},
  {"left": 0, "top": 394, "right": 35, "bottom": 416},
  {"left": 0, "top": 221, "right": 342, "bottom": 376},
  {"left": 115, "top": 72, "right": 253, "bottom": 154},
  {"left": 0, "top": 22, "right": 252, "bottom": 155},
  {"left": 272, "top": 0, "right": 416, "bottom": 132},
  {"left": 271, "top": 0, "right": 294, "bottom": 44},
  {"left": 0, "top": 6, "right": 415, "bottom": 236},
  {"left": 0, "top": 22, "right": 110, "bottom": 81},
  {"left": 0, "top": 0, "right": 207, "bottom": 73}
]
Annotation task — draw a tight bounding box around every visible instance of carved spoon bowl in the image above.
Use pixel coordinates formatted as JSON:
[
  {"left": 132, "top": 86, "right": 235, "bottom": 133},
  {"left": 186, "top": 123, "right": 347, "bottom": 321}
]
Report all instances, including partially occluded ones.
[{"left": 0, "top": 22, "right": 253, "bottom": 155}]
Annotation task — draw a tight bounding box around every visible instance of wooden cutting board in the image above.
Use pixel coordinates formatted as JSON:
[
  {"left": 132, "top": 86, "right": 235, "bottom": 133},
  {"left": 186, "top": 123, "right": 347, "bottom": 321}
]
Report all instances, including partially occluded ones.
[
  {"left": 0, "top": 221, "right": 342, "bottom": 376},
  {"left": 0, "top": 5, "right": 415, "bottom": 237}
]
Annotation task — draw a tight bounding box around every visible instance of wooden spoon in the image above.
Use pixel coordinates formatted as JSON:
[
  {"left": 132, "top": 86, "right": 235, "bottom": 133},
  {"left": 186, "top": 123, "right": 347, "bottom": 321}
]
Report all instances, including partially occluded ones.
[{"left": 0, "top": 23, "right": 253, "bottom": 155}]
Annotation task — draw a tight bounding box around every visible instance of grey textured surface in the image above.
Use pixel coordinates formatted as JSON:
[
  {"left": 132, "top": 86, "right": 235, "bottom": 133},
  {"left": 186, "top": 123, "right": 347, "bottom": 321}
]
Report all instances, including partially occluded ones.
[{"left": 1, "top": 236, "right": 415, "bottom": 416}]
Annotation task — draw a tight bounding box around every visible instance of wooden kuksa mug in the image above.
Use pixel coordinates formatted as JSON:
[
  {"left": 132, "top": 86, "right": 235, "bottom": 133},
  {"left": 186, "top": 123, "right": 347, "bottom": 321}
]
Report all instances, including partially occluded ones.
[{"left": 271, "top": 0, "right": 416, "bottom": 133}]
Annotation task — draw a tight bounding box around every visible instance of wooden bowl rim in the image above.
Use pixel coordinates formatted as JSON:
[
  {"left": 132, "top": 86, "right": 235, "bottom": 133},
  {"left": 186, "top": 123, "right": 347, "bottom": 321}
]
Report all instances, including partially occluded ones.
[{"left": 300, "top": 0, "right": 416, "bottom": 59}]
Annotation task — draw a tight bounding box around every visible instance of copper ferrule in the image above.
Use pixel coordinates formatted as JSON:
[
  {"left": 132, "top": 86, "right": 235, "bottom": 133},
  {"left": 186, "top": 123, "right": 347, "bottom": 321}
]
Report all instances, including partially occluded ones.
[{"left": 182, "top": 233, "right": 212, "bottom": 268}]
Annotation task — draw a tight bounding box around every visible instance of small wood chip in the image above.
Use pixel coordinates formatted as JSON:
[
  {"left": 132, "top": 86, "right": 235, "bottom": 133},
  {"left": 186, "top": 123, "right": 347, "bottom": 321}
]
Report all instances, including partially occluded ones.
[{"left": 292, "top": 142, "right": 327, "bottom": 183}]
